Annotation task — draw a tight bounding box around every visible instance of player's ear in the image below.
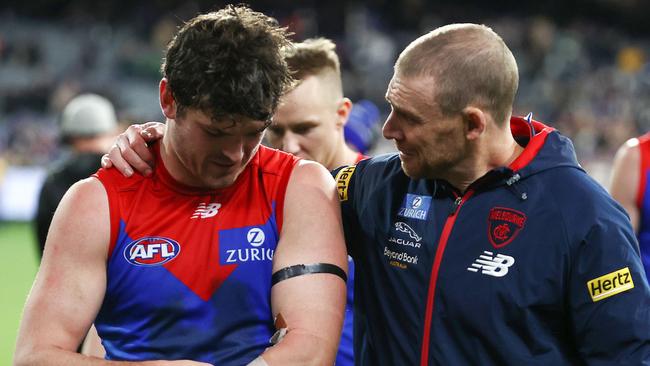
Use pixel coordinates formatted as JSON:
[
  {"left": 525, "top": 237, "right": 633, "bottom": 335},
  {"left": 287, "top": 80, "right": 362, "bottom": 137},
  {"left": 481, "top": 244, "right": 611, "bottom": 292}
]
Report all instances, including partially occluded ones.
[
  {"left": 336, "top": 97, "right": 353, "bottom": 129},
  {"left": 461, "top": 106, "right": 487, "bottom": 141},
  {"left": 159, "top": 78, "right": 177, "bottom": 119}
]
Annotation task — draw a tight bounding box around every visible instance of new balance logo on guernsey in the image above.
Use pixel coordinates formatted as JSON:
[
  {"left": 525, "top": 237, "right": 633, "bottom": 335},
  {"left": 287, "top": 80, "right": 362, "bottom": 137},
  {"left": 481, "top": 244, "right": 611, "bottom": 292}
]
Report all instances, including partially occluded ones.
[
  {"left": 191, "top": 202, "right": 221, "bottom": 219},
  {"left": 467, "top": 251, "right": 515, "bottom": 277}
]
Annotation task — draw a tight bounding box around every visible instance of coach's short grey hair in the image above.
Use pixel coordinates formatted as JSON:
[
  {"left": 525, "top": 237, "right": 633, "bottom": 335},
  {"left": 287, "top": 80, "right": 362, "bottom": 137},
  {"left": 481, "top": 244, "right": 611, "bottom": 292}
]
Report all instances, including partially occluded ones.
[{"left": 396, "top": 23, "right": 519, "bottom": 125}]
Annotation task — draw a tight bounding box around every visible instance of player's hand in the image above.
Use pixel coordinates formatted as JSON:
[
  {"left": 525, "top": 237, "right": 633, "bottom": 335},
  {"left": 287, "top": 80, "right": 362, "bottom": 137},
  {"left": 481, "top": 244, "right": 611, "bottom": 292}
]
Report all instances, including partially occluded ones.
[{"left": 101, "top": 122, "right": 165, "bottom": 177}]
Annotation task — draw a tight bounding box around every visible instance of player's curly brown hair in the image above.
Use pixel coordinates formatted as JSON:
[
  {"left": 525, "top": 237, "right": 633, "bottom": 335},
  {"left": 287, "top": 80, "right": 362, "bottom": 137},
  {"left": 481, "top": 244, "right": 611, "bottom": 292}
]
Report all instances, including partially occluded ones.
[{"left": 161, "top": 4, "right": 294, "bottom": 123}]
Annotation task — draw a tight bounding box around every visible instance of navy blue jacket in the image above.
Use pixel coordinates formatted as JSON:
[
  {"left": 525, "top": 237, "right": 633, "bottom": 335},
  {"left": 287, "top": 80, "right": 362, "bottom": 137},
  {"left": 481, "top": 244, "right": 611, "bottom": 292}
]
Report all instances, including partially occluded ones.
[{"left": 335, "top": 116, "right": 650, "bottom": 365}]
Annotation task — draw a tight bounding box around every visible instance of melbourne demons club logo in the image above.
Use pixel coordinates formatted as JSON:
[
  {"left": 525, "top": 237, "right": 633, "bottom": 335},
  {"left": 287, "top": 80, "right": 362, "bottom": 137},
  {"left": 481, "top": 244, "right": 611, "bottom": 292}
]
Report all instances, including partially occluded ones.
[
  {"left": 124, "top": 237, "right": 181, "bottom": 266},
  {"left": 487, "top": 207, "right": 526, "bottom": 248}
]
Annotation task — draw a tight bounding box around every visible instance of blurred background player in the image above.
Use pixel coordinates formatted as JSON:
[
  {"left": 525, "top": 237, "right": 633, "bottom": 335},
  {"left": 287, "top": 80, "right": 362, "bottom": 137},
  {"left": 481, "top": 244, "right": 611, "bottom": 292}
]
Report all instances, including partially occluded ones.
[
  {"left": 343, "top": 99, "right": 381, "bottom": 158},
  {"left": 34, "top": 93, "right": 119, "bottom": 257},
  {"left": 610, "top": 134, "right": 650, "bottom": 279},
  {"left": 34, "top": 93, "right": 118, "bottom": 356}
]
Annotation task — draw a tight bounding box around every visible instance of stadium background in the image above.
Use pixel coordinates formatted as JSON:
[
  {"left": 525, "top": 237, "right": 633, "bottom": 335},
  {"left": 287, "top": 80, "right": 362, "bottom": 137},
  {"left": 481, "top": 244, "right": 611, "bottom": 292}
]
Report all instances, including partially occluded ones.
[{"left": 2, "top": 0, "right": 650, "bottom": 363}]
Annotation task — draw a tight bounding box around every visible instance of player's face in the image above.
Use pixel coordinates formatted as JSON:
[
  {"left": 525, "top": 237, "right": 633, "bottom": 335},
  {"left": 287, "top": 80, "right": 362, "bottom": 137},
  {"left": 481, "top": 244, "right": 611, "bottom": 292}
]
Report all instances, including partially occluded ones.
[
  {"left": 167, "top": 108, "right": 267, "bottom": 189},
  {"left": 382, "top": 74, "right": 468, "bottom": 180},
  {"left": 266, "top": 76, "right": 343, "bottom": 169}
]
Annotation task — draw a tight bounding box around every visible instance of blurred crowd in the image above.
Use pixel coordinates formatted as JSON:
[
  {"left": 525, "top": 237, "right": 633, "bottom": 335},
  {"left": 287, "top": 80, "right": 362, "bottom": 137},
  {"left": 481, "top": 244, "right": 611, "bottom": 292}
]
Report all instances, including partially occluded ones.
[{"left": 1, "top": 2, "right": 650, "bottom": 183}]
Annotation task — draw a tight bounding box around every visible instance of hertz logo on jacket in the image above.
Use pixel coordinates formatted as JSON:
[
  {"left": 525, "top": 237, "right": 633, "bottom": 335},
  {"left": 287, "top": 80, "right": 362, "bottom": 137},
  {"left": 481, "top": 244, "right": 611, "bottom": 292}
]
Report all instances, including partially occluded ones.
[
  {"left": 587, "top": 267, "right": 634, "bottom": 302},
  {"left": 335, "top": 166, "right": 356, "bottom": 201}
]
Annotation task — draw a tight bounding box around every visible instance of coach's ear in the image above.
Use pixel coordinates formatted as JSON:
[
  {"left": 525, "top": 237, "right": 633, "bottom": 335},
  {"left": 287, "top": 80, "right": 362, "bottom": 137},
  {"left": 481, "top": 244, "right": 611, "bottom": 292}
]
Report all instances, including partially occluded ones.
[
  {"left": 159, "top": 78, "right": 177, "bottom": 119},
  {"left": 461, "top": 106, "right": 487, "bottom": 141}
]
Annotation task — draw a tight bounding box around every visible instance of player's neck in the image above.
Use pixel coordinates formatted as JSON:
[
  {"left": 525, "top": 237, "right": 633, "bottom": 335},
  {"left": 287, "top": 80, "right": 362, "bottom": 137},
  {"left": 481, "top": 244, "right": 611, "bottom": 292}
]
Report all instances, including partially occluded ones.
[
  {"left": 328, "top": 143, "right": 361, "bottom": 170},
  {"left": 159, "top": 134, "right": 211, "bottom": 189}
]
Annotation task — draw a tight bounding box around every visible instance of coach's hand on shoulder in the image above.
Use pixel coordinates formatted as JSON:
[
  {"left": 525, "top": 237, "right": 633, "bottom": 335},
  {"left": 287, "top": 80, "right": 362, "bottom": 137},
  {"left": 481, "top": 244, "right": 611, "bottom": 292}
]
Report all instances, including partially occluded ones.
[{"left": 101, "top": 121, "right": 165, "bottom": 177}]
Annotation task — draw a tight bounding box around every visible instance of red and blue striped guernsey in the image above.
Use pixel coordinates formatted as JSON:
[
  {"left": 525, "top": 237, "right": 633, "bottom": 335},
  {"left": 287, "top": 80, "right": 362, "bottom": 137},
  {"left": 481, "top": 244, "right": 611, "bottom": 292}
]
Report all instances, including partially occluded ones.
[{"left": 93, "top": 144, "right": 298, "bottom": 365}]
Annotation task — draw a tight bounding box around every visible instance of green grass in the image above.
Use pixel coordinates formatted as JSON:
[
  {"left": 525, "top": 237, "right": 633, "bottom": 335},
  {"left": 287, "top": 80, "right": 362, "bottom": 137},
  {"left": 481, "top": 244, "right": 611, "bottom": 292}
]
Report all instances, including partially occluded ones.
[{"left": 0, "top": 221, "right": 40, "bottom": 365}]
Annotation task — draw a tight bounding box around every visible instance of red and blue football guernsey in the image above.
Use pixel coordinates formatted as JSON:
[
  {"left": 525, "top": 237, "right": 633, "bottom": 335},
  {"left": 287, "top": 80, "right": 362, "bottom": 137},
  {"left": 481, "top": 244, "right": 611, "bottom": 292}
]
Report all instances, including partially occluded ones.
[
  {"left": 93, "top": 144, "right": 298, "bottom": 365},
  {"left": 636, "top": 132, "right": 650, "bottom": 279}
]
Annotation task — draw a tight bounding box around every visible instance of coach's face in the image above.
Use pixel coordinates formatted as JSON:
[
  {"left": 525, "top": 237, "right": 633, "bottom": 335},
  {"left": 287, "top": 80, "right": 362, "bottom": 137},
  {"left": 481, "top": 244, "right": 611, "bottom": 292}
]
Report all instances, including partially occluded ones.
[{"left": 382, "top": 73, "right": 468, "bottom": 181}]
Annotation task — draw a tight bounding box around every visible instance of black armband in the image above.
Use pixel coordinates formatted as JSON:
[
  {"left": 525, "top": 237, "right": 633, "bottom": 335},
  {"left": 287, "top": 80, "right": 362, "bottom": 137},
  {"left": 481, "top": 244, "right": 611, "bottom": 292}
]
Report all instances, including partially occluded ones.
[{"left": 271, "top": 263, "right": 347, "bottom": 286}]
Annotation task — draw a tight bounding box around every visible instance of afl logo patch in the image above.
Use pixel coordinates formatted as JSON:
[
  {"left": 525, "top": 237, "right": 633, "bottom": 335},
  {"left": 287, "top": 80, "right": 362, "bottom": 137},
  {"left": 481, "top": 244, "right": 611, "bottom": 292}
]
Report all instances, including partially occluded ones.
[
  {"left": 487, "top": 207, "right": 526, "bottom": 248},
  {"left": 124, "top": 237, "right": 181, "bottom": 266}
]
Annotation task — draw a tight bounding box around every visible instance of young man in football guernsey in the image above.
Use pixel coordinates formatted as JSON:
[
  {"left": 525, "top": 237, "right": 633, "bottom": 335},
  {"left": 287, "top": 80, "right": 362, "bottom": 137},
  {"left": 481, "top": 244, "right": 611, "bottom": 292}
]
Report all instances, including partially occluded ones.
[
  {"left": 101, "top": 37, "right": 364, "bottom": 366},
  {"left": 98, "top": 24, "right": 650, "bottom": 365},
  {"left": 267, "top": 38, "right": 366, "bottom": 170},
  {"left": 610, "top": 134, "right": 650, "bottom": 279},
  {"left": 14, "top": 6, "right": 347, "bottom": 366}
]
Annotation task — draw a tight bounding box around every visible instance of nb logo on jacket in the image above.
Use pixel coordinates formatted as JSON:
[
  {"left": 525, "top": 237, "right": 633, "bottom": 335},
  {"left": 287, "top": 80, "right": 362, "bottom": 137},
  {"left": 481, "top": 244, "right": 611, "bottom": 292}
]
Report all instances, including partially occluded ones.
[{"left": 467, "top": 251, "right": 515, "bottom": 277}]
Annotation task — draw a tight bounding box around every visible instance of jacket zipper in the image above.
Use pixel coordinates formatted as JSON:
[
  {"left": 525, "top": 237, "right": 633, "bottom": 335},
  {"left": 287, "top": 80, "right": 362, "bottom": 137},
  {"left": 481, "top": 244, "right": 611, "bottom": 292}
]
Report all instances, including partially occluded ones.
[{"left": 419, "top": 190, "right": 474, "bottom": 366}]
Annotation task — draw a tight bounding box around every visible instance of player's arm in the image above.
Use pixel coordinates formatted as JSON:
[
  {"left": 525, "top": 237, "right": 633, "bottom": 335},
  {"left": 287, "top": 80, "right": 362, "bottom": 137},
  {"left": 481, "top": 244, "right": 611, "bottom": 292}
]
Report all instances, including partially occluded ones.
[
  {"left": 101, "top": 122, "right": 165, "bottom": 177},
  {"left": 14, "top": 179, "right": 208, "bottom": 366},
  {"left": 610, "top": 138, "right": 640, "bottom": 232},
  {"left": 258, "top": 161, "right": 348, "bottom": 366},
  {"left": 14, "top": 178, "right": 111, "bottom": 366}
]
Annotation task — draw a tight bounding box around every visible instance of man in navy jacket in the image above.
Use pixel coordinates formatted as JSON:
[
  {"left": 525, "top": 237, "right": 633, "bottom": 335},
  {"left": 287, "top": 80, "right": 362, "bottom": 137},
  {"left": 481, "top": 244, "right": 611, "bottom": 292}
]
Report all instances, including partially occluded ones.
[{"left": 333, "top": 23, "right": 650, "bottom": 365}]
